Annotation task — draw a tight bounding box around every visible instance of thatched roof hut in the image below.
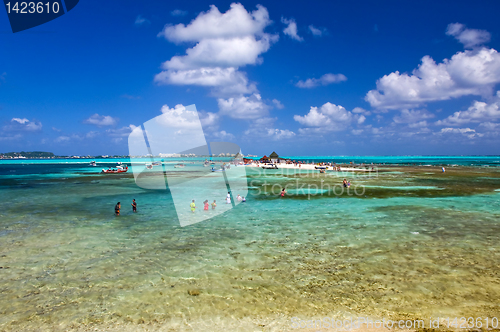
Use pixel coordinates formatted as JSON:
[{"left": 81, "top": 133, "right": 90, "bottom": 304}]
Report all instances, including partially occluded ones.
[{"left": 269, "top": 151, "right": 279, "bottom": 159}]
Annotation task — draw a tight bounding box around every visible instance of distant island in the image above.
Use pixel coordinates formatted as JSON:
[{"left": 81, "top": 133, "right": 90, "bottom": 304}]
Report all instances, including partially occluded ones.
[
  {"left": 0, "top": 151, "right": 129, "bottom": 159},
  {"left": 0, "top": 151, "right": 257, "bottom": 160},
  {"left": 0, "top": 151, "right": 55, "bottom": 159}
]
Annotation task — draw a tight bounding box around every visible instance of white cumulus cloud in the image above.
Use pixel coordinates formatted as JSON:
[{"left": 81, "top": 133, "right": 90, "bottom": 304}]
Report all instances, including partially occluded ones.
[
  {"left": 436, "top": 92, "right": 500, "bottom": 126},
  {"left": 296, "top": 73, "right": 347, "bottom": 88},
  {"left": 243, "top": 117, "right": 295, "bottom": 140},
  {"left": 162, "top": 35, "right": 275, "bottom": 70},
  {"left": 156, "top": 3, "right": 278, "bottom": 116},
  {"left": 160, "top": 4, "right": 271, "bottom": 43},
  {"left": 281, "top": 17, "right": 303, "bottom": 41},
  {"left": 106, "top": 125, "right": 138, "bottom": 137},
  {"left": 158, "top": 104, "right": 206, "bottom": 129},
  {"left": 267, "top": 128, "right": 295, "bottom": 140},
  {"left": 200, "top": 111, "right": 219, "bottom": 127},
  {"left": 272, "top": 99, "right": 284, "bottom": 109},
  {"left": 393, "top": 109, "right": 435, "bottom": 124},
  {"left": 84, "top": 114, "right": 118, "bottom": 126},
  {"left": 218, "top": 93, "right": 269, "bottom": 119},
  {"left": 4, "top": 118, "right": 42, "bottom": 131},
  {"left": 446, "top": 23, "right": 491, "bottom": 49},
  {"left": 155, "top": 67, "right": 256, "bottom": 95},
  {"left": 366, "top": 47, "right": 500, "bottom": 109},
  {"left": 294, "top": 102, "right": 365, "bottom": 131},
  {"left": 479, "top": 122, "right": 500, "bottom": 131},
  {"left": 12, "top": 118, "right": 29, "bottom": 124},
  {"left": 156, "top": 3, "right": 276, "bottom": 95},
  {"left": 352, "top": 107, "right": 371, "bottom": 116},
  {"left": 439, "top": 127, "right": 483, "bottom": 139},
  {"left": 308, "top": 25, "right": 326, "bottom": 37},
  {"left": 210, "top": 130, "right": 235, "bottom": 140}
]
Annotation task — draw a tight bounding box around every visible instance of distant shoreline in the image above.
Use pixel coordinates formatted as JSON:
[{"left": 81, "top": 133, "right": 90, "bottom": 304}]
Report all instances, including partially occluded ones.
[{"left": 1, "top": 156, "right": 500, "bottom": 168}]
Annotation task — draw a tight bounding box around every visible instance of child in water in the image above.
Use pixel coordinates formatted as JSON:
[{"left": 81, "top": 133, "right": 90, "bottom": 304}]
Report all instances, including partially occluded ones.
[
  {"left": 204, "top": 200, "right": 209, "bottom": 211},
  {"left": 211, "top": 200, "right": 216, "bottom": 209},
  {"left": 190, "top": 200, "right": 196, "bottom": 213}
]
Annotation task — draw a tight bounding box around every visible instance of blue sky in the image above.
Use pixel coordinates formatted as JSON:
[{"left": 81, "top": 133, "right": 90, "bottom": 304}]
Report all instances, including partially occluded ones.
[{"left": 1, "top": 0, "right": 500, "bottom": 156}]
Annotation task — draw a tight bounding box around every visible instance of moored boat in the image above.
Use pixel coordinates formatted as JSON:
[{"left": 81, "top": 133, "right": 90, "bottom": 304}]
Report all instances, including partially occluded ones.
[{"left": 101, "top": 166, "right": 128, "bottom": 173}]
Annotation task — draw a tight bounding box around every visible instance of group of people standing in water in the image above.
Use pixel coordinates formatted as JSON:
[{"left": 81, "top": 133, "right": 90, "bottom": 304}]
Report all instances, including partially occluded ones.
[
  {"left": 114, "top": 199, "right": 137, "bottom": 216},
  {"left": 118, "top": 180, "right": 356, "bottom": 215},
  {"left": 190, "top": 192, "right": 246, "bottom": 212},
  {"left": 189, "top": 199, "right": 216, "bottom": 212}
]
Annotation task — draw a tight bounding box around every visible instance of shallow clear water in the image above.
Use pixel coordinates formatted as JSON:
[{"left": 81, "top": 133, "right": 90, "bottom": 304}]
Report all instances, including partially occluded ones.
[{"left": 0, "top": 159, "right": 499, "bottom": 331}]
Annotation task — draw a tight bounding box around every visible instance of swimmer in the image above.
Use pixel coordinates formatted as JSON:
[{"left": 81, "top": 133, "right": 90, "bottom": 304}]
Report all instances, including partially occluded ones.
[
  {"left": 190, "top": 200, "right": 196, "bottom": 213},
  {"left": 237, "top": 194, "right": 242, "bottom": 201},
  {"left": 115, "top": 202, "right": 121, "bottom": 216},
  {"left": 242, "top": 196, "right": 246, "bottom": 202},
  {"left": 204, "top": 200, "right": 209, "bottom": 211},
  {"left": 131, "top": 199, "right": 137, "bottom": 212},
  {"left": 211, "top": 200, "right": 216, "bottom": 209},
  {"left": 347, "top": 181, "right": 351, "bottom": 188},
  {"left": 343, "top": 179, "right": 347, "bottom": 188},
  {"left": 226, "top": 192, "right": 231, "bottom": 204},
  {"left": 280, "top": 188, "right": 286, "bottom": 197}
]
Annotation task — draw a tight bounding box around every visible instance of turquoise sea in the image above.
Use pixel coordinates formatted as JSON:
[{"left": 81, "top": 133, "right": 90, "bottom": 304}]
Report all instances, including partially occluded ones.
[{"left": 1, "top": 157, "right": 500, "bottom": 331}]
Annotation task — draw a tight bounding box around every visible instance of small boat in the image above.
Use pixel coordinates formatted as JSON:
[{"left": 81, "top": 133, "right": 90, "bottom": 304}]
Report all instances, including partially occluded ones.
[
  {"left": 101, "top": 166, "right": 128, "bottom": 173},
  {"left": 174, "top": 164, "right": 185, "bottom": 168},
  {"left": 211, "top": 167, "right": 223, "bottom": 172},
  {"left": 315, "top": 166, "right": 327, "bottom": 169},
  {"left": 146, "top": 161, "right": 161, "bottom": 169},
  {"left": 262, "top": 164, "right": 278, "bottom": 169},
  {"left": 89, "top": 161, "right": 97, "bottom": 166}
]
